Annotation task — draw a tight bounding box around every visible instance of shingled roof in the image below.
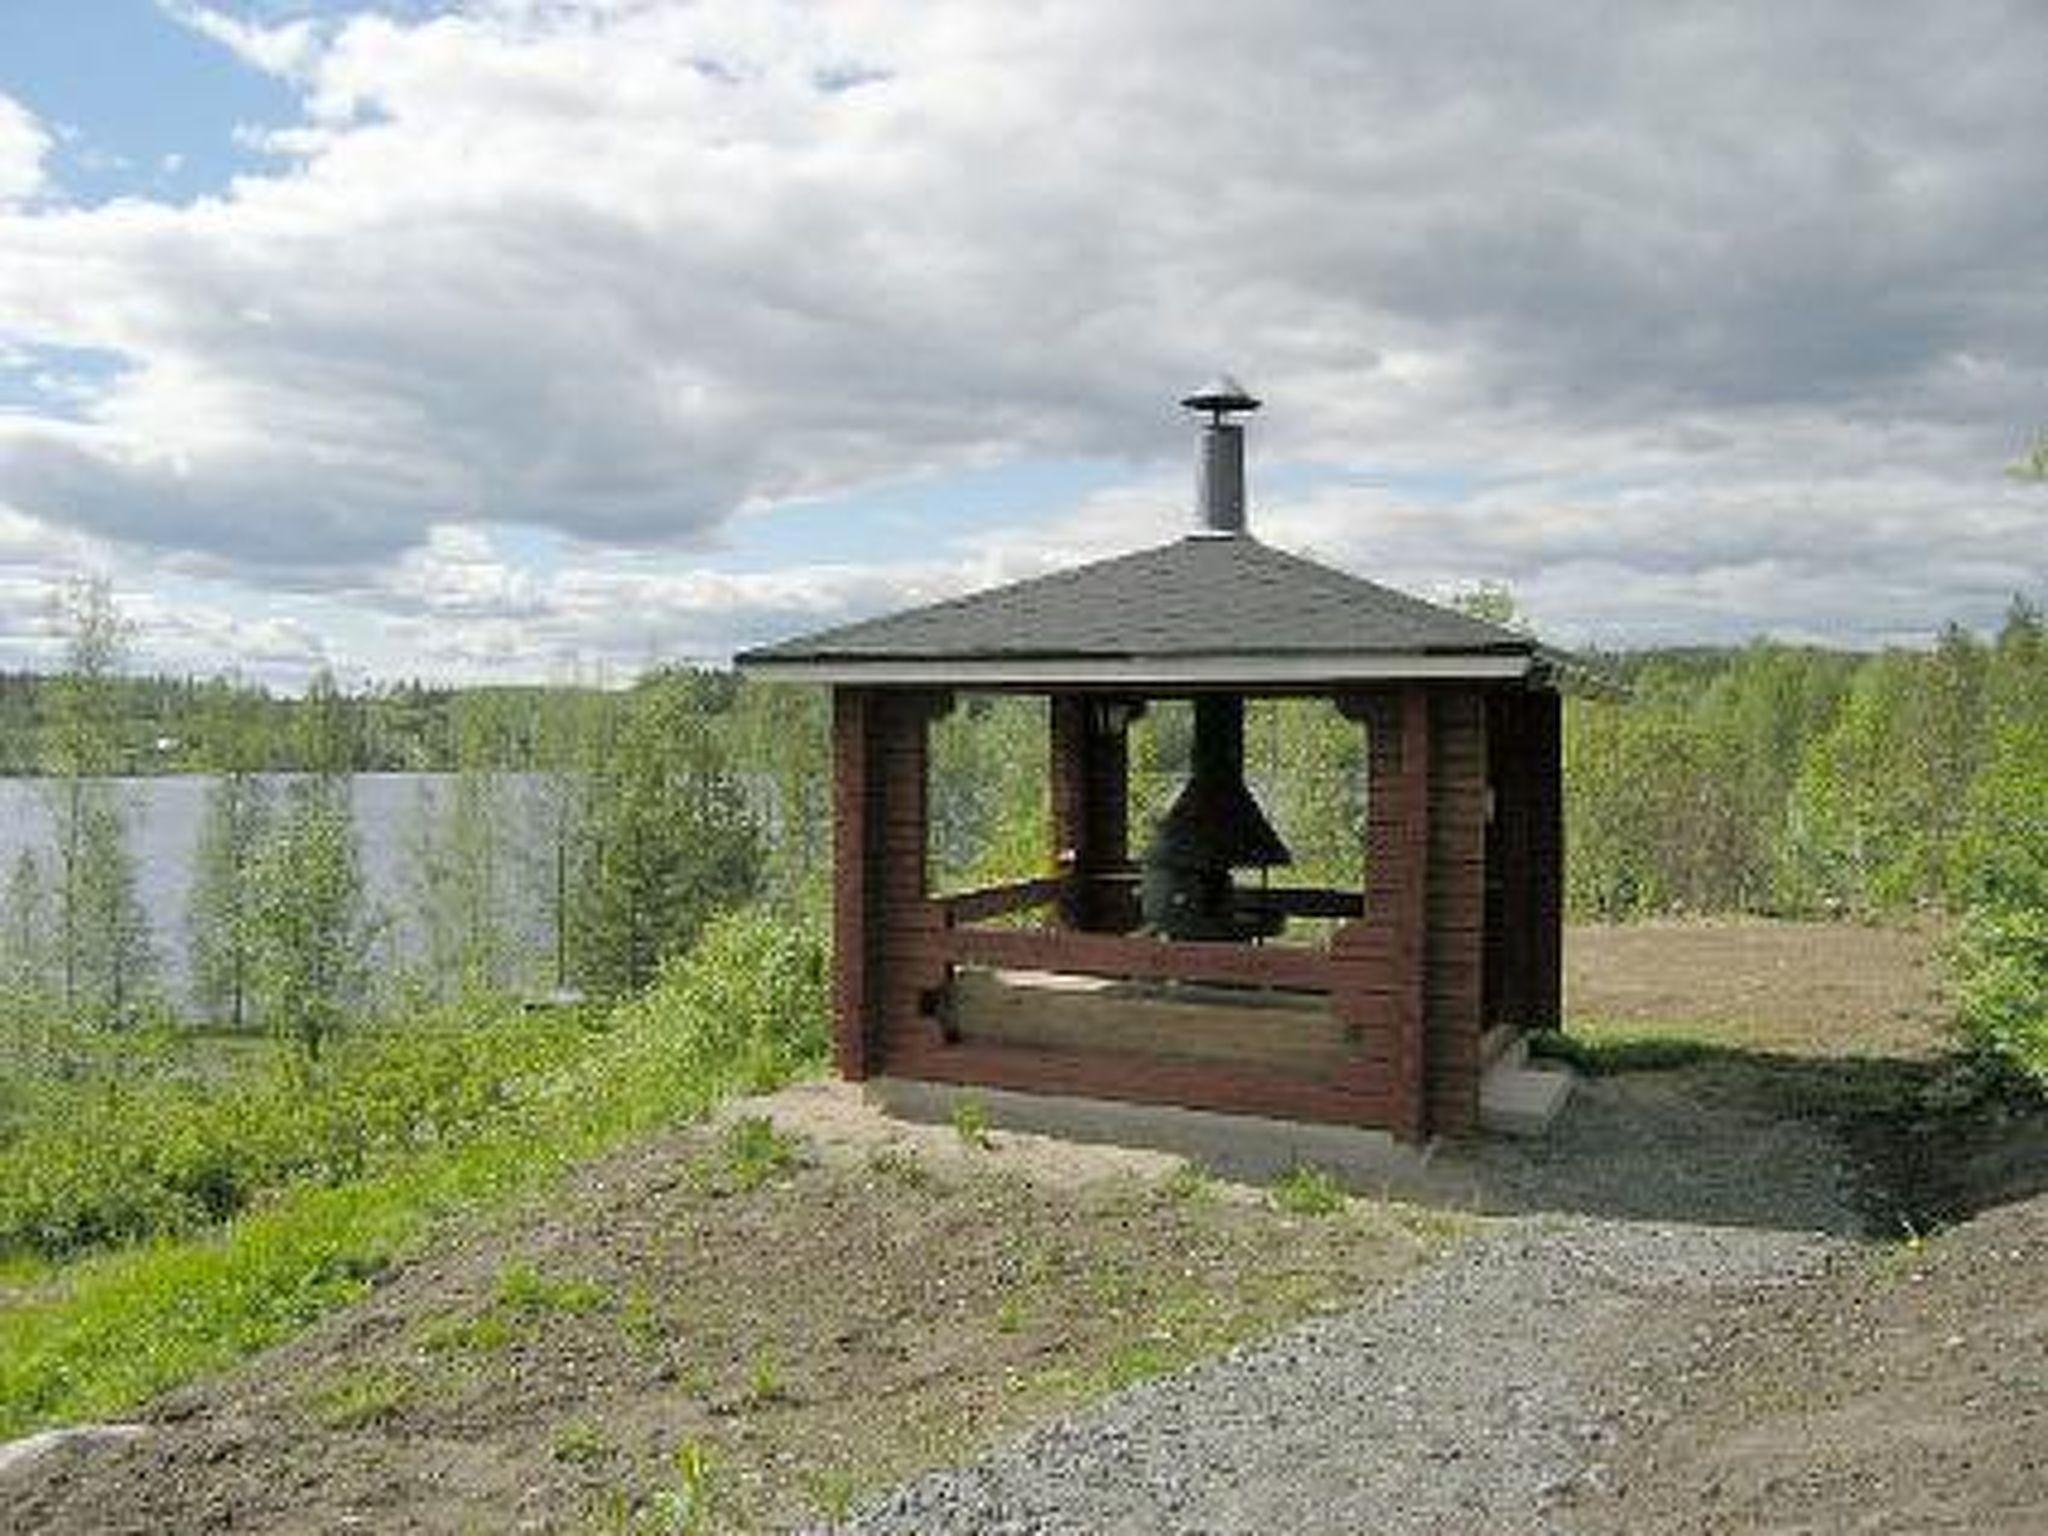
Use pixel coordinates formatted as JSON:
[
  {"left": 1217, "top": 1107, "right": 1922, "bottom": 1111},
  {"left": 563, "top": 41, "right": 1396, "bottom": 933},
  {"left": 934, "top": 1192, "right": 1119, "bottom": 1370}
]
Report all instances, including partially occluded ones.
[{"left": 737, "top": 533, "right": 1552, "bottom": 688}]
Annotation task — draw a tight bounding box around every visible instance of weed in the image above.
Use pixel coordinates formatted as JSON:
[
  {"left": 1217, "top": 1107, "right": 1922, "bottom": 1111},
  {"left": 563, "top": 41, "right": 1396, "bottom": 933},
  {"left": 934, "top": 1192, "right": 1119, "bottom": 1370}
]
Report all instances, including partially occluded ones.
[
  {"left": 618, "top": 1285, "right": 668, "bottom": 1354},
  {"left": 642, "top": 1437, "right": 720, "bottom": 1534},
  {"left": 721, "top": 1115, "right": 802, "bottom": 1191},
  {"left": 805, "top": 1465, "right": 860, "bottom": 1525},
  {"left": 866, "top": 1145, "right": 933, "bottom": 1189},
  {"left": 1270, "top": 1164, "right": 1347, "bottom": 1217},
  {"left": 309, "top": 1365, "right": 413, "bottom": 1429},
  {"left": 1161, "top": 1159, "right": 1218, "bottom": 1203},
  {"left": 950, "top": 1096, "right": 994, "bottom": 1150},
  {"left": 746, "top": 1349, "right": 785, "bottom": 1406},
  {"left": 552, "top": 1417, "right": 615, "bottom": 1465},
  {"left": 497, "top": 1261, "right": 612, "bottom": 1317},
  {"left": 995, "top": 1292, "right": 1027, "bottom": 1334},
  {"left": 418, "top": 1307, "right": 515, "bottom": 1355}
]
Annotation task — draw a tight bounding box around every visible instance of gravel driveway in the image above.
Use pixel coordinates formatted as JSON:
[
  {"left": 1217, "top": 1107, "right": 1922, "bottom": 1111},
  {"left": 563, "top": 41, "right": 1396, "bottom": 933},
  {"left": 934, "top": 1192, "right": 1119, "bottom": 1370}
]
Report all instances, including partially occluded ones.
[
  {"left": 839, "top": 1058, "right": 1871, "bottom": 1536},
  {"left": 837, "top": 1215, "right": 1848, "bottom": 1536}
]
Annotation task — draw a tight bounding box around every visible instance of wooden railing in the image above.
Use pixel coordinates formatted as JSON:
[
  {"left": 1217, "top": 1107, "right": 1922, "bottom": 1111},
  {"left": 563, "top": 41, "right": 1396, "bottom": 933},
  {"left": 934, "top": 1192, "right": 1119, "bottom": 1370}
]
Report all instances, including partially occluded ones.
[
  {"left": 934, "top": 873, "right": 1070, "bottom": 925},
  {"left": 932, "top": 876, "right": 1380, "bottom": 994},
  {"left": 941, "top": 925, "right": 1343, "bottom": 992}
]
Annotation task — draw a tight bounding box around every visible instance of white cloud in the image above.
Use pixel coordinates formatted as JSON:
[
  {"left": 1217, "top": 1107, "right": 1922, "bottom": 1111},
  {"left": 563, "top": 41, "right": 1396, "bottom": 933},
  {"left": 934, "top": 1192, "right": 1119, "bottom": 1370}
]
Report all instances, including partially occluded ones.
[
  {"left": 0, "top": 94, "right": 50, "bottom": 205},
  {"left": 0, "top": 1, "right": 2043, "bottom": 678},
  {"left": 169, "top": 5, "right": 322, "bottom": 80}
]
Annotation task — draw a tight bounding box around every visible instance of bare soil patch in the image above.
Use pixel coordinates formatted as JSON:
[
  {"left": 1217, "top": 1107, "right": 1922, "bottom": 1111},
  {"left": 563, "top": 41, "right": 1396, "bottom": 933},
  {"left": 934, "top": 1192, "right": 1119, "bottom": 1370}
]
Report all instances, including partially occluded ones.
[
  {"left": 1569, "top": 1189, "right": 2048, "bottom": 1534},
  {"left": 1, "top": 1084, "right": 1455, "bottom": 1535},
  {"left": 1567, "top": 917, "right": 1948, "bottom": 1057}
]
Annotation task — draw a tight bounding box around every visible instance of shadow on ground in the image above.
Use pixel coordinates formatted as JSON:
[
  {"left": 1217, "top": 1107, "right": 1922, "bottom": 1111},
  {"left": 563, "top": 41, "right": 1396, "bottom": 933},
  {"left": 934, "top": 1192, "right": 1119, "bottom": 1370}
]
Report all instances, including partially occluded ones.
[{"left": 1435, "top": 1044, "right": 2048, "bottom": 1238}]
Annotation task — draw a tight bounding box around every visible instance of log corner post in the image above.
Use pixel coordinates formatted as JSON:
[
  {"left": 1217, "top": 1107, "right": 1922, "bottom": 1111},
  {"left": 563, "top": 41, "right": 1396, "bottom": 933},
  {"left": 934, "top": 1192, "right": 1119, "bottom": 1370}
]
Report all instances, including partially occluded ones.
[{"left": 831, "top": 687, "right": 879, "bottom": 1079}]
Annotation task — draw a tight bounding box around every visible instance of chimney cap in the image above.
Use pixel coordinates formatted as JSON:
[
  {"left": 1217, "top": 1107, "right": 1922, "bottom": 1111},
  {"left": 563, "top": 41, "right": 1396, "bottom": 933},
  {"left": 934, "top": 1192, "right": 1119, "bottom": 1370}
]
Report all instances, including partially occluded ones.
[{"left": 1179, "top": 374, "right": 1261, "bottom": 418}]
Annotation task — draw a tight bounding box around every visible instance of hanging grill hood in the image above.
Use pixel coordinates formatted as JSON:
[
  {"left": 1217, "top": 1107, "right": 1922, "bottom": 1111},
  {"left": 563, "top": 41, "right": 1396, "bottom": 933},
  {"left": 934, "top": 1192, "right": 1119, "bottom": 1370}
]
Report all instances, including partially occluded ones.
[{"left": 1148, "top": 696, "right": 1292, "bottom": 871}]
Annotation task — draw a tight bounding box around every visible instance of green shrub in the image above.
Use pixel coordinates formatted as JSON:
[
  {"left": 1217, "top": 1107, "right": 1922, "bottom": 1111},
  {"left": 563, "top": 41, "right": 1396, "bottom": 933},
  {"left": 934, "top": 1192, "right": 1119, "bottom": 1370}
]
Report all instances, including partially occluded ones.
[
  {"left": 1949, "top": 906, "right": 2048, "bottom": 1089},
  {"left": 0, "top": 1001, "right": 597, "bottom": 1262}
]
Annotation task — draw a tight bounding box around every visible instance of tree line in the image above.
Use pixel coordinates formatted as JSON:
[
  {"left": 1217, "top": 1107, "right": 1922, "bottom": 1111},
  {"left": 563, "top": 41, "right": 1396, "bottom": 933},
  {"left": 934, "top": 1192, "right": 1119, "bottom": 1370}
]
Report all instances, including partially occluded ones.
[{"left": 2, "top": 575, "right": 2040, "bottom": 1084}]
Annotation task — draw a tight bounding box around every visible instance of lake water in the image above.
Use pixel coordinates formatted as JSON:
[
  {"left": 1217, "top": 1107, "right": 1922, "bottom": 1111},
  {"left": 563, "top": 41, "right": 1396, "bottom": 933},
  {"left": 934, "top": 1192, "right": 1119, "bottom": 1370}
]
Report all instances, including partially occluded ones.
[{"left": 0, "top": 774, "right": 560, "bottom": 1008}]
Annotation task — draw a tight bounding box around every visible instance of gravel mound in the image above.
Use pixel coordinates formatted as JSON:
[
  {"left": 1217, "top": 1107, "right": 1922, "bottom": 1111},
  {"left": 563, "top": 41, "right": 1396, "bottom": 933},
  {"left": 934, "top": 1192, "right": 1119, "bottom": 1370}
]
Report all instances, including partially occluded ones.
[{"left": 838, "top": 1217, "right": 1846, "bottom": 1536}]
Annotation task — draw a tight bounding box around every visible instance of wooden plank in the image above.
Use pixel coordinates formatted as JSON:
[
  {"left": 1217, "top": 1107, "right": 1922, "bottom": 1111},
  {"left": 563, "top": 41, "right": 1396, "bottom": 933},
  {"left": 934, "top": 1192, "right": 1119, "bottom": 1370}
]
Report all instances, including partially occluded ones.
[
  {"left": 949, "top": 969, "right": 1355, "bottom": 1074},
  {"left": 943, "top": 925, "right": 1335, "bottom": 991},
  {"left": 887, "top": 1037, "right": 1395, "bottom": 1127}
]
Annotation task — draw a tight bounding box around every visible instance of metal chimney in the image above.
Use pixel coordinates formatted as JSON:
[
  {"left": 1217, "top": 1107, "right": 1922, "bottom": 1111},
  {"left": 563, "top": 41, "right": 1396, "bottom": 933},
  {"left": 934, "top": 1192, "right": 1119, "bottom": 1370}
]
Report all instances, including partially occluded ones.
[{"left": 1180, "top": 374, "right": 1260, "bottom": 536}]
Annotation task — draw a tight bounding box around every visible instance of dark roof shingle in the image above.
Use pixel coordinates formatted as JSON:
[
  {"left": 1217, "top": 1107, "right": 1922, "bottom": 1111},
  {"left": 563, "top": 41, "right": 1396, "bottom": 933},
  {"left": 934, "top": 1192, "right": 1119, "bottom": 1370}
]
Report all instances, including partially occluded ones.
[{"left": 740, "top": 534, "right": 1533, "bottom": 667}]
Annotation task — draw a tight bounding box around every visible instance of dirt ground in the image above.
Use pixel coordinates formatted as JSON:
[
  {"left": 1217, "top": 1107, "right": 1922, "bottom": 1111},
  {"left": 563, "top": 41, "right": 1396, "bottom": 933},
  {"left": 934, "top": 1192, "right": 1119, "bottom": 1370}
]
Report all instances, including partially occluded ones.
[
  {"left": 1571, "top": 1186, "right": 2048, "bottom": 1533},
  {"left": 1, "top": 1085, "right": 1455, "bottom": 1535},
  {"left": 1567, "top": 917, "right": 1949, "bottom": 1057},
  {"left": 5, "top": 918, "right": 2045, "bottom": 1534}
]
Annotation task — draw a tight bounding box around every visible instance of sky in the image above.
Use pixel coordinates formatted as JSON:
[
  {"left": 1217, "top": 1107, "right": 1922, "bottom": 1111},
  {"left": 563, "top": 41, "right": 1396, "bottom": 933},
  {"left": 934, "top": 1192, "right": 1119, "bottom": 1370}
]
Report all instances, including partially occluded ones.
[{"left": 0, "top": 0, "right": 2044, "bottom": 688}]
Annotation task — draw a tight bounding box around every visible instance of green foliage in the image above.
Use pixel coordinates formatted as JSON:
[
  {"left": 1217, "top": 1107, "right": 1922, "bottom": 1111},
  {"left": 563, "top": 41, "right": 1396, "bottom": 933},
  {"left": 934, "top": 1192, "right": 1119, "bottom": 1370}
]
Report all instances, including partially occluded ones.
[
  {"left": 1947, "top": 908, "right": 2048, "bottom": 1087},
  {"left": 0, "top": 850, "right": 57, "bottom": 1022},
  {"left": 613, "top": 905, "right": 830, "bottom": 1097},
  {"left": 719, "top": 1114, "right": 802, "bottom": 1190},
  {"left": 1246, "top": 698, "right": 1367, "bottom": 889},
  {"left": 1784, "top": 632, "right": 1986, "bottom": 914},
  {"left": 186, "top": 686, "right": 272, "bottom": 1029},
  {"left": 570, "top": 671, "right": 763, "bottom": 997},
  {"left": 1269, "top": 1164, "right": 1347, "bottom": 1216},
  {"left": 39, "top": 579, "right": 156, "bottom": 1024},
  {"left": 309, "top": 1365, "right": 414, "bottom": 1429},
  {"left": 552, "top": 1418, "right": 615, "bottom": 1465},
  {"left": 928, "top": 696, "right": 1051, "bottom": 890},
  {"left": 496, "top": 1261, "right": 612, "bottom": 1316},
  {"left": 0, "top": 1001, "right": 591, "bottom": 1262},
  {"left": 726, "top": 680, "right": 831, "bottom": 906},
  {"left": 950, "top": 1095, "right": 993, "bottom": 1150},
  {"left": 402, "top": 770, "right": 518, "bottom": 1003},
  {"left": 247, "top": 778, "right": 376, "bottom": 1058}
]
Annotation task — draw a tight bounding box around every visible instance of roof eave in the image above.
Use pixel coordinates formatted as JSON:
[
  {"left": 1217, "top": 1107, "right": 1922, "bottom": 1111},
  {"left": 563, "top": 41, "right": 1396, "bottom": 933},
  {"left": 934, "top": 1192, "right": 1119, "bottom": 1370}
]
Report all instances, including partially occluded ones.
[{"left": 735, "top": 650, "right": 1540, "bottom": 688}]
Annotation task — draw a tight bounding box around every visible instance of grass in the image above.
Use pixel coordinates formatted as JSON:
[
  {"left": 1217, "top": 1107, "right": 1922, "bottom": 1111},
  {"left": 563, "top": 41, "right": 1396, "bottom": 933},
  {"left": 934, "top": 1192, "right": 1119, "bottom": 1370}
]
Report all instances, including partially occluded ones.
[
  {"left": 950, "top": 1095, "right": 994, "bottom": 1150},
  {"left": 309, "top": 1365, "right": 414, "bottom": 1429},
  {"left": 1270, "top": 1164, "right": 1348, "bottom": 1216},
  {"left": 718, "top": 1114, "right": 803, "bottom": 1191},
  {"left": 1528, "top": 1024, "right": 1722, "bottom": 1074},
  {"left": 0, "top": 907, "right": 827, "bottom": 1439},
  {"left": 497, "top": 1261, "right": 612, "bottom": 1317},
  {"left": 552, "top": 1418, "right": 615, "bottom": 1465}
]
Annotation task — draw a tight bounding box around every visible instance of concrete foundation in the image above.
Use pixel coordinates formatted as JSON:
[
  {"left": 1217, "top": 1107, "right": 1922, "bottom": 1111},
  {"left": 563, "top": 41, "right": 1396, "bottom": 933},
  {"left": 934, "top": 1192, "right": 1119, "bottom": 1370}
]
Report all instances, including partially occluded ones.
[{"left": 869, "top": 1076, "right": 1458, "bottom": 1199}]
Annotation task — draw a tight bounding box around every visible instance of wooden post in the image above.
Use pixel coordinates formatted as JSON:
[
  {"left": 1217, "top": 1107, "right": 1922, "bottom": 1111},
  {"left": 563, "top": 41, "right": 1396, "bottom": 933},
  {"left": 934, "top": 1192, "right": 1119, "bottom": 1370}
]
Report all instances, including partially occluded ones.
[
  {"left": 1390, "top": 686, "right": 1433, "bottom": 1141},
  {"left": 831, "top": 687, "right": 878, "bottom": 1079},
  {"left": 1424, "top": 689, "right": 1488, "bottom": 1136},
  {"left": 1050, "top": 695, "right": 1138, "bottom": 932},
  {"left": 1529, "top": 689, "right": 1564, "bottom": 1031},
  {"left": 1336, "top": 688, "right": 1431, "bottom": 1143}
]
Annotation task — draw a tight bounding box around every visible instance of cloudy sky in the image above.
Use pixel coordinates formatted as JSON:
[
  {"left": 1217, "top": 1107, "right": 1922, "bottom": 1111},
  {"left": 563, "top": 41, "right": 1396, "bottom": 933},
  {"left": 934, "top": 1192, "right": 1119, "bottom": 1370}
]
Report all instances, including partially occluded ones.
[{"left": 0, "top": 1, "right": 2043, "bottom": 687}]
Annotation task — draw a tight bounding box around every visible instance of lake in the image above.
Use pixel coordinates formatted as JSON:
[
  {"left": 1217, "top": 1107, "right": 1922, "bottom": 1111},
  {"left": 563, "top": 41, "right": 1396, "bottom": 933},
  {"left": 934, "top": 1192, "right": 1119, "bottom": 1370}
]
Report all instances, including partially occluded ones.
[{"left": 0, "top": 774, "right": 560, "bottom": 1008}]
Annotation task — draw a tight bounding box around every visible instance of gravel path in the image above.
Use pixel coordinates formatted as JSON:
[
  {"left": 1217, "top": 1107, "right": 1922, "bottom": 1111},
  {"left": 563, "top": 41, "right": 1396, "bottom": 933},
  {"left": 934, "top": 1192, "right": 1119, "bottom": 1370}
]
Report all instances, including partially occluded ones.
[{"left": 838, "top": 1215, "right": 1849, "bottom": 1536}]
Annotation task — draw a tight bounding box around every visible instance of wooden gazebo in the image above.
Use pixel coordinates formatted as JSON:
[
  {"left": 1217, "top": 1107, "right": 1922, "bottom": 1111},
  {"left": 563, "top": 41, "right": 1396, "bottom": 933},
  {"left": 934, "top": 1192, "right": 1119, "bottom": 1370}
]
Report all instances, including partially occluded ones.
[{"left": 739, "top": 385, "right": 1563, "bottom": 1143}]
